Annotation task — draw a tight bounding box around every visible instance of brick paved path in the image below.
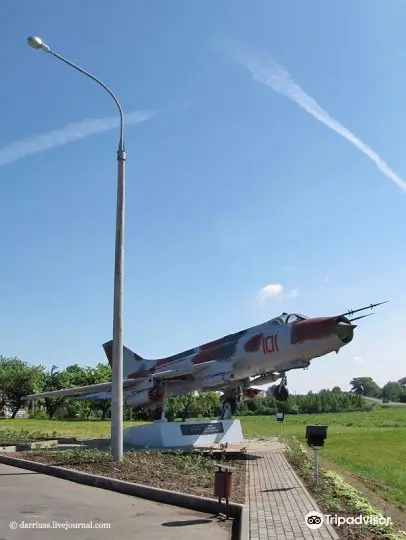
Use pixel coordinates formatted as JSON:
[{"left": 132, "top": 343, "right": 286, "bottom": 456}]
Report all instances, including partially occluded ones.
[{"left": 246, "top": 447, "right": 339, "bottom": 540}]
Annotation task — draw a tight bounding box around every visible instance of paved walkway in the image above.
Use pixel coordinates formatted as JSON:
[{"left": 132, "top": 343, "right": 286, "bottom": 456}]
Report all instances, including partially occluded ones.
[
  {"left": 246, "top": 441, "right": 338, "bottom": 540},
  {"left": 0, "top": 463, "right": 230, "bottom": 540}
]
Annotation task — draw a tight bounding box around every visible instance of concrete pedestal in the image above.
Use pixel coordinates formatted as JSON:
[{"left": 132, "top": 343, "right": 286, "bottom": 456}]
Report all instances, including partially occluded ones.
[{"left": 123, "top": 419, "right": 243, "bottom": 449}]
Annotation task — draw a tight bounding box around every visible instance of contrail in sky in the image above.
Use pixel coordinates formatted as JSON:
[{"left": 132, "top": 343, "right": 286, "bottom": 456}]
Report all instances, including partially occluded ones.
[
  {"left": 236, "top": 53, "right": 406, "bottom": 192},
  {"left": 0, "top": 110, "right": 155, "bottom": 167}
]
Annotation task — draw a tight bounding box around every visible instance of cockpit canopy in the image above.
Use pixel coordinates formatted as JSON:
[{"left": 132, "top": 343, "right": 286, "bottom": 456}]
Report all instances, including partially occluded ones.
[{"left": 268, "top": 312, "right": 308, "bottom": 326}]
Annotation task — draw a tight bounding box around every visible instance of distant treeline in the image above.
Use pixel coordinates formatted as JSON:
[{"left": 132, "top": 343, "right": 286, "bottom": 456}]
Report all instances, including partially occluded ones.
[
  {"left": 237, "top": 389, "right": 369, "bottom": 416},
  {"left": 0, "top": 355, "right": 404, "bottom": 420},
  {"left": 349, "top": 376, "right": 406, "bottom": 403}
]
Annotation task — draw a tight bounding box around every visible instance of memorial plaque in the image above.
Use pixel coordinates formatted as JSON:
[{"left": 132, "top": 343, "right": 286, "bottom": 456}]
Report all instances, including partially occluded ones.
[{"left": 180, "top": 422, "right": 224, "bottom": 436}]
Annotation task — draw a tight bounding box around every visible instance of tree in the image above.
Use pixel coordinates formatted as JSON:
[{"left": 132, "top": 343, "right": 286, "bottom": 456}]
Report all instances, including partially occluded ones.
[
  {"left": 332, "top": 386, "right": 341, "bottom": 393},
  {"left": 195, "top": 391, "right": 221, "bottom": 417},
  {"left": 0, "top": 356, "right": 13, "bottom": 414},
  {"left": 42, "top": 365, "right": 71, "bottom": 419},
  {"left": 350, "top": 377, "right": 381, "bottom": 398},
  {"left": 40, "top": 364, "right": 109, "bottom": 420},
  {"left": 89, "top": 363, "right": 111, "bottom": 420},
  {"left": 166, "top": 393, "right": 198, "bottom": 421},
  {"left": 398, "top": 377, "right": 406, "bottom": 388},
  {"left": 0, "top": 356, "right": 44, "bottom": 418},
  {"left": 382, "top": 381, "right": 404, "bottom": 402},
  {"left": 63, "top": 365, "right": 102, "bottom": 419}
]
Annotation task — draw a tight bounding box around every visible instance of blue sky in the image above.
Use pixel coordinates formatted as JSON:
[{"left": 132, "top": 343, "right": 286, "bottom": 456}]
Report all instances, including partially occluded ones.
[{"left": 1, "top": 1, "right": 405, "bottom": 394}]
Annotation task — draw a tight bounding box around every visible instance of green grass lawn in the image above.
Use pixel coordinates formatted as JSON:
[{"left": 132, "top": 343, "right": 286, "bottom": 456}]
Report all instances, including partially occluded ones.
[
  {"left": 1, "top": 406, "right": 405, "bottom": 507},
  {"left": 0, "top": 418, "right": 145, "bottom": 440}
]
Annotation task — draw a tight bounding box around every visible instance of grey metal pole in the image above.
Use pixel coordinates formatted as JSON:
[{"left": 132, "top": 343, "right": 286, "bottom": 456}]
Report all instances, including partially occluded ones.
[
  {"left": 27, "top": 36, "right": 125, "bottom": 461},
  {"left": 314, "top": 447, "right": 319, "bottom": 485}
]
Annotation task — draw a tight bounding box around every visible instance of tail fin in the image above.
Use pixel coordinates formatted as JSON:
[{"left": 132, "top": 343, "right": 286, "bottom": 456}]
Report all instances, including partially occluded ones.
[{"left": 102, "top": 341, "right": 144, "bottom": 378}]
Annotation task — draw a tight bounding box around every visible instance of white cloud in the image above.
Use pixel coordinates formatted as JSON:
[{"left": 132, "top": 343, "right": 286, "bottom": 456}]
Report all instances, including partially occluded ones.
[
  {"left": 353, "top": 356, "right": 364, "bottom": 364},
  {"left": 256, "top": 283, "right": 299, "bottom": 303},
  {"left": 257, "top": 283, "right": 284, "bottom": 303},
  {"left": 0, "top": 109, "right": 156, "bottom": 167},
  {"left": 236, "top": 52, "right": 406, "bottom": 193}
]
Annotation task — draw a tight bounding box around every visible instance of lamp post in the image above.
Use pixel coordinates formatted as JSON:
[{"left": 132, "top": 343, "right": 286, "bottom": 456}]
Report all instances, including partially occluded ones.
[{"left": 27, "top": 36, "right": 125, "bottom": 461}]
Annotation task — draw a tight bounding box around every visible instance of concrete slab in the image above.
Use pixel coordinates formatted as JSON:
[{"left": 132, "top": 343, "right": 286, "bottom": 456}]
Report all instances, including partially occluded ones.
[
  {"left": 0, "top": 445, "right": 17, "bottom": 452},
  {"left": 0, "top": 463, "right": 231, "bottom": 540},
  {"left": 16, "top": 440, "right": 58, "bottom": 450}
]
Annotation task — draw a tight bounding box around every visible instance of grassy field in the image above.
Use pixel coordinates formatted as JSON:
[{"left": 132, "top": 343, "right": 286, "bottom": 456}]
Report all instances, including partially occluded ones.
[{"left": 1, "top": 406, "right": 405, "bottom": 508}]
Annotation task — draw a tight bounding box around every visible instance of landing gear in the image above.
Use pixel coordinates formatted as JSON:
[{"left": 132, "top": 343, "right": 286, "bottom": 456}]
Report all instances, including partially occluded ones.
[
  {"left": 273, "top": 385, "right": 289, "bottom": 401},
  {"left": 220, "top": 398, "right": 237, "bottom": 420},
  {"left": 150, "top": 381, "right": 166, "bottom": 421},
  {"left": 152, "top": 406, "right": 161, "bottom": 420},
  {"left": 272, "top": 373, "right": 289, "bottom": 402},
  {"left": 220, "top": 385, "right": 244, "bottom": 419}
]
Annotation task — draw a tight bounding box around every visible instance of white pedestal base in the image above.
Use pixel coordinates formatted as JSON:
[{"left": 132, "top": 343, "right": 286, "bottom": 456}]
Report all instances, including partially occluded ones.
[{"left": 123, "top": 419, "right": 244, "bottom": 449}]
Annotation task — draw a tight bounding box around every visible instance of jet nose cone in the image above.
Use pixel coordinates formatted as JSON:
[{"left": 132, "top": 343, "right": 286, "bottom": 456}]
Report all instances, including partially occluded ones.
[
  {"left": 335, "top": 322, "right": 356, "bottom": 343},
  {"left": 290, "top": 317, "right": 357, "bottom": 345}
]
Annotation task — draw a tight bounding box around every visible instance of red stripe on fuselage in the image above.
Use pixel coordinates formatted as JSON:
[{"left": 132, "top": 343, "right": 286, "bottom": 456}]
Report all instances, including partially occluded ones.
[
  {"left": 192, "top": 347, "right": 222, "bottom": 364},
  {"left": 290, "top": 317, "right": 337, "bottom": 344},
  {"left": 244, "top": 333, "right": 263, "bottom": 352}
]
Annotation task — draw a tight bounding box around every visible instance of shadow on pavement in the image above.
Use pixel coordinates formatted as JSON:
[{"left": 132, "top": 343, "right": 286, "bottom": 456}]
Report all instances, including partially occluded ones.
[
  {"left": 161, "top": 519, "right": 213, "bottom": 527},
  {"left": 243, "top": 454, "right": 262, "bottom": 461},
  {"left": 261, "top": 487, "right": 296, "bottom": 493}
]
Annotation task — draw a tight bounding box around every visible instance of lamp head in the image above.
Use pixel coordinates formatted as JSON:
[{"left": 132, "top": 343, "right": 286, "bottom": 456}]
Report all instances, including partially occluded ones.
[{"left": 27, "top": 36, "right": 50, "bottom": 53}]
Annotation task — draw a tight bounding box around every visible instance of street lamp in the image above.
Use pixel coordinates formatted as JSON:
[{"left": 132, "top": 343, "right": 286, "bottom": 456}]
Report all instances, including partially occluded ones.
[{"left": 27, "top": 35, "right": 125, "bottom": 461}]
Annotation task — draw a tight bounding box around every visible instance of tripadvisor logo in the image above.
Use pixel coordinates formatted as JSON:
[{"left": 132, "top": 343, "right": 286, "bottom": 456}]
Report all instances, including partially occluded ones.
[
  {"left": 305, "top": 512, "right": 324, "bottom": 529},
  {"left": 305, "top": 511, "right": 392, "bottom": 529}
]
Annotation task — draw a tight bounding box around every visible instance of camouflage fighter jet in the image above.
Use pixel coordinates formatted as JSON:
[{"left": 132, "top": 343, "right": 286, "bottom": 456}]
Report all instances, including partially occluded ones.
[{"left": 25, "top": 301, "right": 386, "bottom": 419}]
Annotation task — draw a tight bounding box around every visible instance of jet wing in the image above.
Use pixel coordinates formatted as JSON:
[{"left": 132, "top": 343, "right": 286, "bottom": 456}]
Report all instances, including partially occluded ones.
[
  {"left": 25, "top": 361, "right": 231, "bottom": 399},
  {"left": 24, "top": 378, "right": 139, "bottom": 401},
  {"left": 73, "top": 391, "right": 112, "bottom": 401}
]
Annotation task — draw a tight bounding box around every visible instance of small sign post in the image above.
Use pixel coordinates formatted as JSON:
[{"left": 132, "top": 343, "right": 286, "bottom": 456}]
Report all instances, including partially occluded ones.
[
  {"left": 276, "top": 411, "right": 284, "bottom": 436},
  {"left": 305, "top": 425, "right": 328, "bottom": 486}
]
